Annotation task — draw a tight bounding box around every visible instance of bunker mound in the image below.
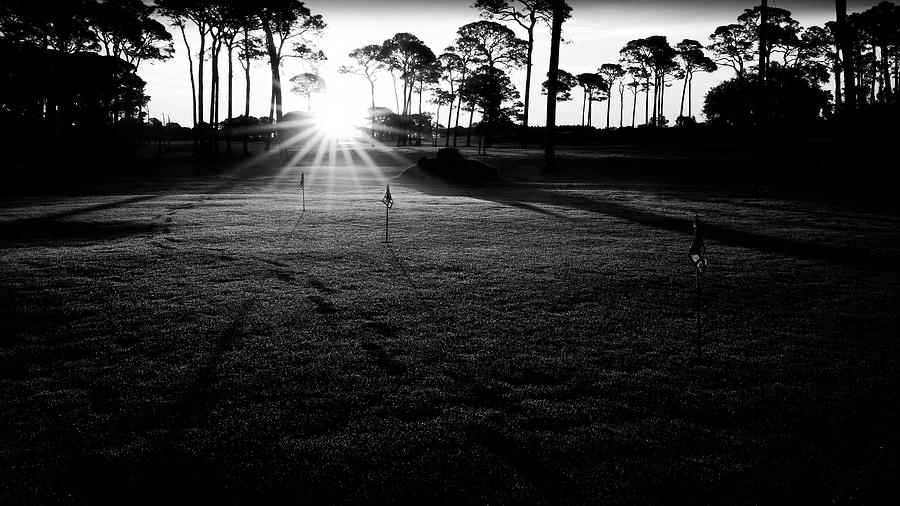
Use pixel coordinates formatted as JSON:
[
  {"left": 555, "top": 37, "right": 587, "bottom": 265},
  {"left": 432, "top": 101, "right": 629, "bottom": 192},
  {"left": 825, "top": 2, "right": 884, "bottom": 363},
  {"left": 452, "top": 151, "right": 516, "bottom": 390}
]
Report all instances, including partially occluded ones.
[{"left": 396, "top": 148, "right": 501, "bottom": 183}]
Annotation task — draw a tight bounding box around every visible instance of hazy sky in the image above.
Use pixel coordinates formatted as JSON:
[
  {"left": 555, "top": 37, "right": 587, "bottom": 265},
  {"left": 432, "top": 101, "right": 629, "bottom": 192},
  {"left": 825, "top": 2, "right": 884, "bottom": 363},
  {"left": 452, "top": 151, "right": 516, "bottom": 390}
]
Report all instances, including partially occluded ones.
[{"left": 142, "top": 0, "right": 885, "bottom": 128}]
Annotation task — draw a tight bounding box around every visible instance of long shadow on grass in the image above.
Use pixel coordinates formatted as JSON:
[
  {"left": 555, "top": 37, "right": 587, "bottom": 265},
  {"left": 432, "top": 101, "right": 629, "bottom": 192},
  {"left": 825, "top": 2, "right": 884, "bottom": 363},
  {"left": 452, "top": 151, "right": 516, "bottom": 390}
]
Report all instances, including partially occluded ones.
[
  {"left": 406, "top": 181, "right": 896, "bottom": 270},
  {"left": 114, "top": 297, "right": 255, "bottom": 435},
  {"left": 0, "top": 195, "right": 169, "bottom": 246},
  {"left": 0, "top": 219, "right": 169, "bottom": 246}
]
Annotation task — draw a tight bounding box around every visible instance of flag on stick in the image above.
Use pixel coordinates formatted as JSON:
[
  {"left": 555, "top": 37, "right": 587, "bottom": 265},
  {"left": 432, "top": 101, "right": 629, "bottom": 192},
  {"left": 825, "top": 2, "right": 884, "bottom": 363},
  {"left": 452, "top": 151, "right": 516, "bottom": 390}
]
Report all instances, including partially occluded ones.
[
  {"left": 689, "top": 215, "right": 708, "bottom": 275},
  {"left": 689, "top": 214, "right": 708, "bottom": 360},
  {"left": 300, "top": 172, "right": 306, "bottom": 212},
  {"left": 382, "top": 184, "right": 393, "bottom": 243},
  {"left": 382, "top": 184, "right": 393, "bottom": 209}
]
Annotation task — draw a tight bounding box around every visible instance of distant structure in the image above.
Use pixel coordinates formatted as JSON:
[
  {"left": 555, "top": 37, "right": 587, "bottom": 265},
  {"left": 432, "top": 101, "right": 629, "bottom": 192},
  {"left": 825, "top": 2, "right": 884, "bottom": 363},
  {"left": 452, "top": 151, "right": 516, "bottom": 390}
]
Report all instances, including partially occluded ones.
[{"left": 275, "top": 111, "right": 317, "bottom": 148}]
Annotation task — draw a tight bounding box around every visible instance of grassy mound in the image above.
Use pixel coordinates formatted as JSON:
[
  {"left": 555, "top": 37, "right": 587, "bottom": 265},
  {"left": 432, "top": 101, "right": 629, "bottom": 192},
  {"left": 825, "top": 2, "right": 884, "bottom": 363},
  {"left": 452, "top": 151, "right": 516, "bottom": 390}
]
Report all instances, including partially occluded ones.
[{"left": 397, "top": 148, "right": 501, "bottom": 183}]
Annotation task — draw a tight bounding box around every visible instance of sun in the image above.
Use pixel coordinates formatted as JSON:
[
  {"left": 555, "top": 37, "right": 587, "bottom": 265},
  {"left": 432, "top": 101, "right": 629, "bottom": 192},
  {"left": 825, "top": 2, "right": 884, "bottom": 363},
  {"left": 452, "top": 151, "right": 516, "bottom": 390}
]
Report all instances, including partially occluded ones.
[{"left": 314, "top": 93, "right": 364, "bottom": 140}]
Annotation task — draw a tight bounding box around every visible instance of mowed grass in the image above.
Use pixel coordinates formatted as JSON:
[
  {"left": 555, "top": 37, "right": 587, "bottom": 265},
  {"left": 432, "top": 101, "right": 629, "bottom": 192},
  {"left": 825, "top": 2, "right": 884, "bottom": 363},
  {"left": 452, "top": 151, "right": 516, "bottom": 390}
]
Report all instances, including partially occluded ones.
[{"left": 1, "top": 145, "right": 899, "bottom": 504}]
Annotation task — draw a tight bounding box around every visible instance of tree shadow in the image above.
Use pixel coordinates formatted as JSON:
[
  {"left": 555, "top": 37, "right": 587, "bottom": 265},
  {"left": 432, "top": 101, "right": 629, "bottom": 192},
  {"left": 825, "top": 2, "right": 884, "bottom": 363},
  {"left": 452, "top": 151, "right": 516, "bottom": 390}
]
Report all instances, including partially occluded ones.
[
  {"left": 405, "top": 180, "right": 895, "bottom": 270},
  {"left": 0, "top": 219, "right": 168, "bottom": 246}
]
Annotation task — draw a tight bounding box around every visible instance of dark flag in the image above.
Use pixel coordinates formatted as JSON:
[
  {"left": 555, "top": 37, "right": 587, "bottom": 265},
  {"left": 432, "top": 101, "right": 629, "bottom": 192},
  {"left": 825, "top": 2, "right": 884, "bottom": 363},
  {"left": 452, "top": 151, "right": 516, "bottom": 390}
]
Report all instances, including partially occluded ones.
[
  {"left": 689, "top": 215, "right": 708, "bottom": 275},
  {"left": 382, "top": 184, "right": 393, "bottom": 209},
  {"left": 300, "top": 172, "right": 305, "bottom": 190}
]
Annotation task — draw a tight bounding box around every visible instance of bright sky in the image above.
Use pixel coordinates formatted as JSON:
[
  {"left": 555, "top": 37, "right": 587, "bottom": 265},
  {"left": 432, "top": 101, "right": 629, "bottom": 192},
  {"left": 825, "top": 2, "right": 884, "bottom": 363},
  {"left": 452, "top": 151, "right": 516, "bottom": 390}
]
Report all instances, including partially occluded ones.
[{"left": 142, "top": 0, "right": 885, "bottom": 128}]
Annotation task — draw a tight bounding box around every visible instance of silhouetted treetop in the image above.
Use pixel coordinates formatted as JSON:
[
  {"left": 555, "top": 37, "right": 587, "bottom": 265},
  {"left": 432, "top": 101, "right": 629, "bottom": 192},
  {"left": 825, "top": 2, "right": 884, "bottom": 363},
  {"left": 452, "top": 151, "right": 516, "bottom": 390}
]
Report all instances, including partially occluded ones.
[{"left": 456, "top": 20, "right": 527, "bottom": 71}]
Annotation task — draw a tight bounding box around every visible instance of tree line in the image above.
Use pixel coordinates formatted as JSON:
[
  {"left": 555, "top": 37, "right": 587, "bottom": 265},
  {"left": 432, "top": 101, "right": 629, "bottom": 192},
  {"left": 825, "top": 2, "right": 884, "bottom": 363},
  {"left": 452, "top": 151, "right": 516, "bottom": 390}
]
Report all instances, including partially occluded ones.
[
  {"left": 703, "top": 1, "right": 900, "bottom": 127},
  {"left": 0, "top": 0, "right": 172, "bottom": 153},
  {"left": 2, "top": 0, "right": 898, "bottom": 159}
]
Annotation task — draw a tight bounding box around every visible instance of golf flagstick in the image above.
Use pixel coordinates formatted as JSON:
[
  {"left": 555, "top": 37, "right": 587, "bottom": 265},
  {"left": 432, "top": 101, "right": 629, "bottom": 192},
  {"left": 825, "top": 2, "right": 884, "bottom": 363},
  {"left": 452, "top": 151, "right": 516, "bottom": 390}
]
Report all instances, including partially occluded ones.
[
  {"left": 381, "top": 184, "right": 393, "bottom": 243},
  {"left": 289, "top": 172, "right": 306, "bottom": 235},
  {"left": 688, "top": 215, "right": 708, "bottom": 359}
]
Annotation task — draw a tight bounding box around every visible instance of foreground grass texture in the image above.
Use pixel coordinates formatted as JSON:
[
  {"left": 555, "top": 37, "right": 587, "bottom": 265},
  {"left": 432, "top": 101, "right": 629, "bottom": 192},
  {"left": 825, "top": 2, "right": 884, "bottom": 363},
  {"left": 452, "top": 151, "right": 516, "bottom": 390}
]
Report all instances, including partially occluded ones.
[{"left": 1, "top": 145, "right": 899, "bottom": 504}]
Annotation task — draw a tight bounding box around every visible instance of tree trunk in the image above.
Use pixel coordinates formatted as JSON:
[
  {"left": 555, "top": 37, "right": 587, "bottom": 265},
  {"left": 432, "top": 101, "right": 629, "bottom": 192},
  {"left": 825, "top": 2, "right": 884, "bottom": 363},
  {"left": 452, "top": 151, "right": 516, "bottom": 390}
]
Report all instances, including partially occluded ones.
[
  {"left": 453, "top": 97, "right": 463, "bottom": 147},
  {"left": 581, "top": 89, "right": 587, "bottom": 126},
  {"left": 370, "top": 80, "right": 377, "bottom": 141},
  {"left": 759, "top": 0, "right": 768, "bottom": 88},
  {"left": 243, "top": 28, "right": 251, "bottom": 156},
  {"left": 416, "top": 84, "right": 423, "bottom": 146},
  {"left": 260, "top": 19, "right": 283, "bottom": 122},
  {"left": 587, "top": 98, "right": 592, "bottom": 127},
  {"left": 631, "top": 88, "right": 637, "bottom": 128},
  {"left": 894, "top": 54, "right": 900, "bottom": 102},
  {"left": 445, "top": 93, "right": 454, "bottom": 147},
  {"left": 454, "top": 70, "right": 467, "bottom": 147},
  {"left": 521, "top": 28, "right": 535, "bottom": 148},
  {"left": 269, "top": 83, "right": 275, "bottom": 124},
  {"left": 660, "top": 75, "right": 665, "bottom": 124},
  {"left": 544, "top": 0, "right": 564, "bottom": 172},
  {"left": 178, "top": 25, "right": 198, "bottom": 153},
  {"left": 227, "top": 43, "right": 233, "bottom": 155},
  {"left": 466, "top": 105, "right": 474, "bottom": 146},
  {"left": 688, "top": 75, "right": 693, "bottom": 117},
  {"left": 870, "top": 45, "right": 877, "bottom": 103},
  {"left": 619, "top": 87, "right": 624, "bottom": 127},
  {"left": 606, "top": 91, "right": 612, "bottom": 129},
  {"left": 198, "top": 23, "right": 206, "bottom": 126},
  {"left": 882, "top": 44, "right": 892, "bottom": 102},
  {"left": 209, "top": 36, "right": 217, "bottom": 132},
  {"left": 680, "top": 71, "right": 689, "bottom": 119},
  {"left": 644, "top": 78, "right": 650, "bottom": 124},
  {"left": 210, "top": 34, "right": 220, "bottom": 153},
  {"left": 391, "top": 71, "right": 400, "bottom": 113},
  {"left": 834, "top": 63, "right": 842, "bottom": 108},
  {"left": 836, "top": 0, "right": 856, "bottom": 114},
  {"left": 179, "top": 26, "right": 197, "bottom": 129}
]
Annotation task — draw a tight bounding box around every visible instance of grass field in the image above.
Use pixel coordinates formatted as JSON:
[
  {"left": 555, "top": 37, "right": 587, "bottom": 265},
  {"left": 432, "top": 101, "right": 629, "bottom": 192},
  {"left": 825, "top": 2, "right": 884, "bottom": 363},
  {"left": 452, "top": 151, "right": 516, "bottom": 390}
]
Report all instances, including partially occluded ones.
[{"left": 2, "top": 142, "right": 899, "bottom": 504}]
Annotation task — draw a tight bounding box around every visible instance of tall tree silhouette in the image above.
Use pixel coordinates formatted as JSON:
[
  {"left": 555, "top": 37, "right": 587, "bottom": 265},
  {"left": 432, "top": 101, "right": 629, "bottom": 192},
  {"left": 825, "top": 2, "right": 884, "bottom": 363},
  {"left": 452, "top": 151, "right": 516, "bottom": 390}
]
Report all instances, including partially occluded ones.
[
  {"left": 644, "top": 36, "right": 679, "bottom": 126},
  {"left": 429, "top": 88, "right": 455, "bottom": 145},
  {"left": 854, "top": 2, "right": 899, "bottom": 104},
  {"left": 625, "top": 78, "right": 641, "bottom": 127},
  {"left": 1, "top": 0, "right": 99, "bottom": 54},
  {"left": 738, "top": 3, "right": 801, "bottom": 77},
  {"left": 676, "top": 39, "right": 717, "bottom": 121},
  {"left": 461, "top": 65, "right": 520, "bottom": 150},
  {"left": 541, "top": 68, "right": 577, "bottom": 102},
  {"left": 576, "top": 73, "right": 591, "bottom": 126},
  {"left": 207, "top": 5, "right": 227, "bottom": 152},
  {"left": 450, "top": 34, "right": 483, "bottom": 146},
  {"left": 91, "top": 0, "right": 173, "bottom": 72},
  {"left": 219, "top": 7, "right": 245, "bottom": 154},
  {"left": 620, "top": 38, "right": 654, "bottom": 124},
  {"left": 456, "top": 21, "right": 526, "bottom": 73},
  {"left": 474, "top": 0, "right": 554, "bottom": 147},
  {"left": 835, "top": 0, "right": 856, "bottom": 114},
  {"left": 340, "top": 44, "right": 385, "bottom": 138},
  {"left": 599, "top": 63, "right": 624, "bottom": 128},
  {"left": 544, "top": 0, "right": 569, "bottom": 171},
  {"left": 378, "top": 33, "right": 435, "bottom": 145},
  {"left": 574, "top": 72, "right": 606, "bottom": 127},
  {"left": 708, "top": 23, "right": 754, "bottom": 80},
  {"left": 819, "top": 21, "right": 844, "bottom": 109},
  {"left": 437, "top": 51, "right": 464, "bottom": 146},
  {"left": 617, "top": 78, "right": 626, "bottom": 127},
  {"left": 238, "top": 13, "right": 264, "bottom": 155},
  {"left": 457, "top": 20, "right": 525, "bottom": 147},
  {"left": 378, "top": 33, "right": 433, "bottom": 117},
  {"left": 290, "top": 72, "right": 325, "bottom": 111},
  {"left": 159, "top": 0, "right": 211, "bottom": 138},
  {"left": 255, "top": 1, "right": 325, "bottom": 122},
  {"left": 412, "top": 61, "right": 440, "bottom": 145}
]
